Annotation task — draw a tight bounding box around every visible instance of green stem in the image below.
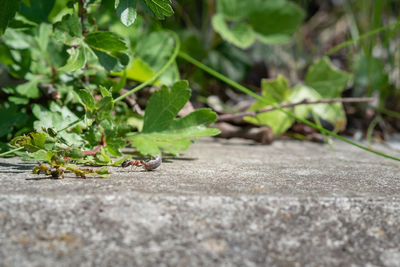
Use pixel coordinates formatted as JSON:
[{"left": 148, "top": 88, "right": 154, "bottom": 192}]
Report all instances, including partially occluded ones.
[
  {"left": 326, "top": 20, "right": 400, "bottom": 56},
  {"left": 113, "top": 31, "right": 181, "bottom": 103},
  {"left": 178, "top": 51, "right": 400, "bottom": 162},
  {"left": 0, "top": 147, "right": 24, "bottom": 157}
]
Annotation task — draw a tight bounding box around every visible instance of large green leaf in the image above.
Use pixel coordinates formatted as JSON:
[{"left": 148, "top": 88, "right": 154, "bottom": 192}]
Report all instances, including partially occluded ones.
[
  {"left": 129, "top": 81, "right": 220, "bottom": 155},
  {"left": 142, "top": 0, "right": 173, "bottom": 19},
  {"left": 305, "top": 56, "right": 352, "bottom": 98},
  {"left": 0, "top": 0, "right": 21, "bottom": 35},
  {"left": 212, "top": 0, "right": 305, "bottom": 48},
  {"left": 84, "top": 31, "right": 129, "bottom": 72},
  {"left": 248, "top": 1, "right": 305, "bottom": 44},
  {"left": 212, "top": 14, "right": 255, "bottom": 49},
  {"left": 142, "top": 80, "right": 190, "bottom": 133},
  {"left": 115, "top": 0, "right": 138, "bottom": 27}
]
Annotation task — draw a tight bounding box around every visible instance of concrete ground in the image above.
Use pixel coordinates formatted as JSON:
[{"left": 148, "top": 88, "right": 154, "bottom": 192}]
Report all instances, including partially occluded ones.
[{"left": 0, "top": 138, "right": 399, "bottom": 266}]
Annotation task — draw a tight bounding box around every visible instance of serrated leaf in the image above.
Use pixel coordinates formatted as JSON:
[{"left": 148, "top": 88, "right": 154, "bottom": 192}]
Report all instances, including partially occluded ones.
[
  {"left": 129, "top": 81, "right": 219, "bottom": 156},
  {"left": 85, "top": 31, "right": 127, "bottom": 53},
  {"left": 99, "top": 85, "right": 112, "bottom": 97},
  {"left": 212, "top": 14, "right": 255, "bottom": 49},
  {"left": 143, "top": 0, "right": 173, "bottom": 19},
  {"left": 32, "top": 104, "right": 83, "bottom": 146},
  {"left": 96, "top": 96, "right": 114, "bottom": 120},
  {"left": 305, "top": 56, "right": 352, "bottom": 98},
  {"left": 15, "top": 75, "right": 44, "bottom": 99},
  {"left": 77, "top": 89, "right": 95, "bottom": 111},
  {"left": 142, "top": 80, "right": 191, "bottom": 133},
  {"left": 115, "top": 0, "right": 138, "bottom": 27},
  {"left": 129, "top": 125, "right": 220, "bottom": 156},
  {"left": 0, "top": 0, "right": 21, "bottom": 35},
  {"left": 59, "top": 47, "right": 86, "bottom": 72}
]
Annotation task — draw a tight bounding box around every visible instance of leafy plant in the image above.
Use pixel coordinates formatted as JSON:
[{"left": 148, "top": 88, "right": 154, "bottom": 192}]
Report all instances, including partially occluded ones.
[{"left": 1, "top": 0, "right": 400, "bottom": 180}]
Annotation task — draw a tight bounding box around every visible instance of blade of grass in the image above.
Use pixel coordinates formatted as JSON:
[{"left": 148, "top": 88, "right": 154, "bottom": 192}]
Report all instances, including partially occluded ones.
[
  {"left": 178, "top": 51, "right": 400, "bottom": 162},
  {"left": 326, "top": 20, "right": 400, "bottom": 56}
]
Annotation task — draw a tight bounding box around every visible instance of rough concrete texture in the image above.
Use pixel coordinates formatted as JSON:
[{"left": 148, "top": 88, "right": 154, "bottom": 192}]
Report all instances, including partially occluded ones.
[{"left": 0, "top": 138, "right": 399, "bottom": 266}]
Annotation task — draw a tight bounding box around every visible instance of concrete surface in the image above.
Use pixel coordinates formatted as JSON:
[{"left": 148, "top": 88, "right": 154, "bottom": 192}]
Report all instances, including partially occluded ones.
[{"left": 0, "top": 138, "right": 399, "bottom": 266}]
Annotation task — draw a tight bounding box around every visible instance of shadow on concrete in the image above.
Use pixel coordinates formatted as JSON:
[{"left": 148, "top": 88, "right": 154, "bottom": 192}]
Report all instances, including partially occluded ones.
[{"left": 0, "top": 162, "right": 35, "bottom": 173}]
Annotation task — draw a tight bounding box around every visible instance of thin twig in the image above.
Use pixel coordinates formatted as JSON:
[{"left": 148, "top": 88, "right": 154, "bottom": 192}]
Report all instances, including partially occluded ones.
[{"left": 217, "top": 97, "right": 376, "bottom": 121}]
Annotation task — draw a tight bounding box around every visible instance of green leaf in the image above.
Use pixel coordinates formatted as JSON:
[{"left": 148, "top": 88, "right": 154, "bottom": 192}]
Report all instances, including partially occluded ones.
[
  {"left": 112, "top": 58, "right": 155, "bottom": 82},
  {"left": 85, "top": 31, "right": 127, "bottom": 53},
  {"left": 260, "top": 75, "right": 290, "bottom": 104},
  {"left": 77, "top": 89, "right": 95, "bottom": 111},
  {"left": 245, "top": 109, "right": 294, "bottom": 136},
  {"left": 0, "top": 0, "right": 21, "bottom": 35},
  {"left": 0, "top": 102, "right": 28, "bottom": 138},
  {"left": 53, "top": 13, "right": 82, "bottom": 44},
  {"left": 142, "top": 80, "right": 191, "bottom": 133},
  {"left": 305, "top": 56, "right": 352, "bottom": 98},
  {"left": 212, "top": 14, "right": 255, "bottom": 49},
  {"left": 99, "top": 85, "right": 112, "bottom": 97},
  {"left": 19, "top": 0, "right": 55, "bottom": 23},
  {"left": 32, "top": 104, "right": 83, "bottom": 146},
  {"left": 216, "top": 0, "right": 256, "bottom": 21},
  {"left": 36, "top": 23, "right": 52, "bottom": 52},
  {"left": 92, "top": 48, "right": 129, "bottom": 72},
  {"left": 11, "top": 132, "right": 47, "bottom": 153},
  {"left": 96, "top": 96, "right": 114, "bottom": 121},
  {"left": 115, "top": 0, "right": 138, "bottom": 27},
  {"left": 59, "top": 47, "right": 86, "bottom": 72},
  {"left": 143, "top": 0, "right": 173, "bottom": 19},
  {"left": 15, "top": 75, "right": 43, "bottom": 99},
  {"left": 213, "top": 0, "right": 305, "bottom": 47},
  {"left": 289, "top": 85, "right": 347, "bottom": 131},
  {"left": 248, "top": 1, "right": 305, "bottom": 44},
  {"left": 244, "top": 75, "right": 293, "bottom": 135},
  {"left": 129, "top": 81, "right": 219, "bottom": 156}
]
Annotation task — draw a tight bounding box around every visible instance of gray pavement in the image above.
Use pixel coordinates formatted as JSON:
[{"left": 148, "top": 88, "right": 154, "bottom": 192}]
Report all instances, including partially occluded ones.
[{"left": 0, "top": 138, "right": 399, "bottom": 266}]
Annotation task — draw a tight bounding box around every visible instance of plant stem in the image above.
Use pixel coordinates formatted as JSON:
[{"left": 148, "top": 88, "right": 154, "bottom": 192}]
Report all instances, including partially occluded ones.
[
  {"left": 326, "top": 20, "right": 400, "bottom": 56},
  {"left": 217, "top": 97, "right": 376, "bottom": 121},
  {"left": 0, "top": 147, "right": 24, "bottom": 157},
  {"left": 113, "top": 31, "right": 181, "bottom": 103},
  {"left": 178, "top": 51, "right": 400, "bottom": 162}
]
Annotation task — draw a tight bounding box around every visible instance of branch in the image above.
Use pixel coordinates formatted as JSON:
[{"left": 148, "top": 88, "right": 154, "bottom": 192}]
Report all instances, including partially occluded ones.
[{"left": 217, "top": 97, "right": 376, "bottom": 122}]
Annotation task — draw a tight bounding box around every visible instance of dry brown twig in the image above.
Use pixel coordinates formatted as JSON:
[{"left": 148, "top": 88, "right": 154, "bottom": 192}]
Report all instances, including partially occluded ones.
[{"left": 217, "top": 97, "right": 376, "bottom": 122}]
